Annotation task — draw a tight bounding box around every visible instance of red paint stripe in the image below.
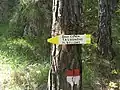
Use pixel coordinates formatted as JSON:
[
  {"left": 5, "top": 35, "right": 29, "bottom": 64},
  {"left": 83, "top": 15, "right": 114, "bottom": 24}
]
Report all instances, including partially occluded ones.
[{"left": 66, "top": 69, "right": 80, "bottom": 76}]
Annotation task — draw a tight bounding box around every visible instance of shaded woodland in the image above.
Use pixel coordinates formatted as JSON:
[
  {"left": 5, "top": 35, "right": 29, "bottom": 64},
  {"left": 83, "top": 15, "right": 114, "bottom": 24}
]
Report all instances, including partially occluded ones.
[{"left": 0, "top": 0, "right": 119, "bottom": 90}]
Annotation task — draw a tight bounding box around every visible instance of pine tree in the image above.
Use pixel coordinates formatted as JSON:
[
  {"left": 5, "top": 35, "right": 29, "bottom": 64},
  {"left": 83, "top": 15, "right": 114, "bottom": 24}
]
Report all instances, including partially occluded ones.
[
  {"left": 97, "top": 0, "right": 114, "bottom": 59},
  {"left": 48, "top": 0, "right": 83, "bottom": 90}
]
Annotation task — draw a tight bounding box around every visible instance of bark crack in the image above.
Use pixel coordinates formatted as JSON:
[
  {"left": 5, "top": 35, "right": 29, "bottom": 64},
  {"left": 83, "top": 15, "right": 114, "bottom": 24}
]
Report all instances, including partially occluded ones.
[{"left": 55, "top": 0, "right": 59, "bottom": 21}]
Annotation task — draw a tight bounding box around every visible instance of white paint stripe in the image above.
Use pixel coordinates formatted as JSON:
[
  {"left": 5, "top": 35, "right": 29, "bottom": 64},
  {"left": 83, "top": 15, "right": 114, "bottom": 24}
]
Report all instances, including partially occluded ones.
[{"left": 67, "top": 76, "right": 80, "bottom": 86}]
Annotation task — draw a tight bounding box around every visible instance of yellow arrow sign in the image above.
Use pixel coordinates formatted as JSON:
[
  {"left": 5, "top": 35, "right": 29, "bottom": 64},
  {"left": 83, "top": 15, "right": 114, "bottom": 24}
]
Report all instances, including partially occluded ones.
[
  {"left": 47, "top": 36, "right": 59, "bottom": 44},
  {"left": 47, "top": 34, "right": 91, "bottom": 45}
]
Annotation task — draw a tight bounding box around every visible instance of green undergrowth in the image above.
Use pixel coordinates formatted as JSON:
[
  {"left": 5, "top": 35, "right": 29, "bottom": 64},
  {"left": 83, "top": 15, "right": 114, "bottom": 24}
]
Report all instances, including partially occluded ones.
[
  {"left": 0, "top": 25, "right": 50, "bottom": 89},
  {"left": 0, "top": 24, "right": 9, "bottom": 36}
]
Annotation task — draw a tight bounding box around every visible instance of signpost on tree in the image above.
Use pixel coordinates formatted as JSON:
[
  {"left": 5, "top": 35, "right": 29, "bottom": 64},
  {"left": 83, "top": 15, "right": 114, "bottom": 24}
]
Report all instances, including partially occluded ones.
[
  {"left": 47, "top": 34, "right": 91, "bottom": 90},
  {"left": 47, "top": 0, "right": 90, "bottom": 90}
]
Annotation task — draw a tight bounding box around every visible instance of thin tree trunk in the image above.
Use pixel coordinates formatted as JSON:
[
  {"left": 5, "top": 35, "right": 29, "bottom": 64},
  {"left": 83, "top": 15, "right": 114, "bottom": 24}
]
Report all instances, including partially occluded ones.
[
  {"left": 97, "top": 0, "right": 117, "bottom": 90},
  {"left": 48, "top": 0, "right": 83, "bottom": 90},
  {"left": 97, "top": 0, "right": 114, "bottom": 60}
]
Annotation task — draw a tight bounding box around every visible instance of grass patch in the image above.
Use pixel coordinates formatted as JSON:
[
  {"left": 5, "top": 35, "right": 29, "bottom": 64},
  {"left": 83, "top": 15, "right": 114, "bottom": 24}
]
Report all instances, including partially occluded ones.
[
  {"left": 0, "top": 37, "right": 50, "bottom": 90},
  {"left": 0, "top": 24, "right": 50, "bottom": 90}
]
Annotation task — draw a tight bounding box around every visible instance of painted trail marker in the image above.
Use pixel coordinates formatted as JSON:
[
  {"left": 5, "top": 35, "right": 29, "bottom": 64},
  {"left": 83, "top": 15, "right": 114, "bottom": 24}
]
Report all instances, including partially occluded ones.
[
  {"left": 65, "top": 69, "right": 80, "bottom": 89},
  {"left": 47, "top": 34, "right": 91, "bottom": 44}
]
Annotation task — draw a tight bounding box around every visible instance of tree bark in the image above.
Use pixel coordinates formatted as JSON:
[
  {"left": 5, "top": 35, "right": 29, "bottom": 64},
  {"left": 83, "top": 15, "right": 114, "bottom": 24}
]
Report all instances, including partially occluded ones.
[
  {"left": 97, "top": 0, "right": 114, "bottom": 60},
  {"left": 48, "top": 0, "right": 83, "bottom": 90}
]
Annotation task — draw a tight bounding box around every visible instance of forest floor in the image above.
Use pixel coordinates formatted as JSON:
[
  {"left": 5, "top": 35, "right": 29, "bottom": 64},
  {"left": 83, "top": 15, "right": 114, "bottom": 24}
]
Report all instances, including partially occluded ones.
[{"left": 0, "top": 24, "right": 49, "bottom": 90}]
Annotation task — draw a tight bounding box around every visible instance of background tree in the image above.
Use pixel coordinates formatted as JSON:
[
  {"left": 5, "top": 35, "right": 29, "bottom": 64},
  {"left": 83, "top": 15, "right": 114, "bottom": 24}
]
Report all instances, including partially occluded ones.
[
  {"left": 94, "top": 0, "right": 119, "bottom": 89},
  {"left": 97, "top": 0, "right": 113, "bottom": 59}
]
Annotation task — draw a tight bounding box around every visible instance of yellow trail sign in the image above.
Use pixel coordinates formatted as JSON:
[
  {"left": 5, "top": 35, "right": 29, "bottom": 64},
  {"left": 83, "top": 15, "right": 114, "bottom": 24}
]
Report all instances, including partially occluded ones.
[{"left": 47, "top": 34, "right": 91, "bottom": 45}]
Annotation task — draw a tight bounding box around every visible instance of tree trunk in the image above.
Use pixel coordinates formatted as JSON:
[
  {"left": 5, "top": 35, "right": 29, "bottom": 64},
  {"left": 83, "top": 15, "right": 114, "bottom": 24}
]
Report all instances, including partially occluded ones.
[
  {"left": 97, "top": 0, "right": 114, "bottom": 60},
  {"left": 97, "top": 1, "right": 119, "bottom": 90},
  {"left": 48, "top": 0, "right": 83, "bottom": 90}
]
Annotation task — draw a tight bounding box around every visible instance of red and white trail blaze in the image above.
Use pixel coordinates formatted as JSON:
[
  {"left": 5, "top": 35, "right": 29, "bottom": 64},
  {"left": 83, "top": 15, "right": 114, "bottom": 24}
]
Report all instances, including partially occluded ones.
[{"left": 66, "top": 69, "right": 80, "bottom": 88}]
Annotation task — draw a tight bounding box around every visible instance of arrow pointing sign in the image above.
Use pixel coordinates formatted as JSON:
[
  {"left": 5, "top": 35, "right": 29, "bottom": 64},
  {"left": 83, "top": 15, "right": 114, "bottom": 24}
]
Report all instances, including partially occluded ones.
[{"left": 47, "top": 34, "right": 91, "bottom": 44}]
